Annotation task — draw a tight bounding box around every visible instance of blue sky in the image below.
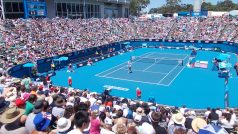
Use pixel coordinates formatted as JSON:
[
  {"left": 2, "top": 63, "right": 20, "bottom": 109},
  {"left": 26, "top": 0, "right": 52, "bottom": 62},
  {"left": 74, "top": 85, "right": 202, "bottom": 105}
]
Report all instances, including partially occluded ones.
[{"left": 147, "top": 0, "right": 238, "bottom": 11}]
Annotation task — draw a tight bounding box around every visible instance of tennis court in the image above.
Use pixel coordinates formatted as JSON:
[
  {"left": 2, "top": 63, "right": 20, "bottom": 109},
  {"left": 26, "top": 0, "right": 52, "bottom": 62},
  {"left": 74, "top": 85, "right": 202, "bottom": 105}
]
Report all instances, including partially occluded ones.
[
  {"left": 96, "top": 52, "right": 189, "bottom": 86},
  {"left": 51, "top": 47, "right": 238, "bottom": 108}
]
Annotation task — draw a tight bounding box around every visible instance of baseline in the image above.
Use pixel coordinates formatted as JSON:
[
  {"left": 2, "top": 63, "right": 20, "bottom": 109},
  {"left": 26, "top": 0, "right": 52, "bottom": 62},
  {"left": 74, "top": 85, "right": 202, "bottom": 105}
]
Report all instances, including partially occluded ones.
[{"left": 98, "top": 75, "right": 170, "bottom": 86}]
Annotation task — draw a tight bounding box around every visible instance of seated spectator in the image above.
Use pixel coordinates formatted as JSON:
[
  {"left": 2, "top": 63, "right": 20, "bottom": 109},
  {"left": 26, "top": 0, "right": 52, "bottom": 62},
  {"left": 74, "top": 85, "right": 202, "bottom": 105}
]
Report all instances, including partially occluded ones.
[
  {"left": 53, "top": 117, "right": 72, "bottom": 134},
  {"left": 191, "top": 117, "right": 207, "bottom": 134},
  {"left": 90, "top": 109, "right": 101, "bottom": 134},
  {"left": 32, "top": 101, "right": 51, "bottom": 133},
  {"left": 168, "top": 112, "right": 186, "bottom": 134},
  {"left": 25, "top": 100, "right": 44, "bottom": 134},
  {"left": 68, "top": 111, "right": 90, "bottom": 134},
  {"left": 148, "top": 111, "right": 167, "bottom": 134},
  {"left": 0, "top": 107, "right": 26, "bottom": 134},
  {"left": 208, "top": 108, "right": 219, "bottom": 125},
  {"left": 24, "top": 94, "right": 37, "bottom": 116},
  {"left": 220, "top": 112, "right": 235, "bottom": 133}
]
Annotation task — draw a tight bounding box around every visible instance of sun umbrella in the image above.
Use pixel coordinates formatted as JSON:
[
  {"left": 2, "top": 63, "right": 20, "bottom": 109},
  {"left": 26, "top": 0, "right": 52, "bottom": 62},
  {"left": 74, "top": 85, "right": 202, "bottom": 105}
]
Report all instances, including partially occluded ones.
[
  {"left": 123, "top": 42, "right": 130, "bottom": 45},
  {"left": 198, "top": 124, "right": 228, "bottom": 134},
  {"left": 219, "top": 62, "right": 232, "bottom": 69},
  {"left": 229, "top": 10, "right": 238, "bottom": 16},
  {"left": 217, "top": 54, "right": 230, "bottom": 61},
  {"left": 58, "top": 57, "right": 68, "bottom": 61},
  {"left": 125, "top": 45, "right": 132, "bottom": 49},
  {"left": 23, "top": 62, "right": 36, "bottom": 68},
  {"left": 189, "top": 45, "right": 197, "bottom": 49},
  {"left": 53, "top": 57, "right": 68, "bottom": 61}
]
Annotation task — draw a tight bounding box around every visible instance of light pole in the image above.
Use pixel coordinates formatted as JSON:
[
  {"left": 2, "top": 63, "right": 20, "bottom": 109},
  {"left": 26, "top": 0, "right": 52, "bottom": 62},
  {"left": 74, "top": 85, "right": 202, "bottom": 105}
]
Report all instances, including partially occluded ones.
[
  {"left": 83, "top": 0, "right": 86, "bottom": 19},
  {"left": 0, "top": 0, "right": 5, "bottom": 20}
]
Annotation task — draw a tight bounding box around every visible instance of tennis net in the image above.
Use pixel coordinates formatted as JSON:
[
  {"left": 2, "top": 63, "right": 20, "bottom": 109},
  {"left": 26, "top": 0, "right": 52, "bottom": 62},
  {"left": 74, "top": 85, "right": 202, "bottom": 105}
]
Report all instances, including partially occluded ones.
[{"left": 131, "top": 56, "right": 184, "bottom": 66}]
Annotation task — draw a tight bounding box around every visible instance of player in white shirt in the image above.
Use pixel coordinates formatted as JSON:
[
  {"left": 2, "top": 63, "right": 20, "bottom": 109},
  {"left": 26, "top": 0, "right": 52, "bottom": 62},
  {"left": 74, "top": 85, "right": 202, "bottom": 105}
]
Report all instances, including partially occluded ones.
[{"left": 128, "top": 61, "right": 132, "bottom": 73}]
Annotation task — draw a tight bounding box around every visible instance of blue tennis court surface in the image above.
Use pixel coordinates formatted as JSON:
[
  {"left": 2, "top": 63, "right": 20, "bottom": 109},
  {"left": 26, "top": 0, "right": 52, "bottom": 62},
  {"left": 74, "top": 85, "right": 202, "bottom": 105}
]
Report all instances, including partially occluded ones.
[
  {"left": 96, "top": 52, "right": 188, "bottom": 86},
  {"left": 51, "top": 48, "right": 238, "bottom": 109}
]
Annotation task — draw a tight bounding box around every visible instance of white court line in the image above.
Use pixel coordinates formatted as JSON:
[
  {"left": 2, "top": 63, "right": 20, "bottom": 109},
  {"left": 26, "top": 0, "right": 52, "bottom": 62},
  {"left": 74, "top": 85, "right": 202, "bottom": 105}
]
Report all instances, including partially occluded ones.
[
  {"left": 98, "top": 75, "right": 169, "bottom": 86},
  {"left": 167, "top": 66, "right": 186, "bottom": 86},
  {"left": 143, "top": 63, "right": 157, "bottom": 71},
  {"left": 152, "top": 53, "right": 188, "bottom": 56},
  {"left": 183, "top": 55, "right": 189, "bottom": 60},
  {"left": 103, "top": 85, "right": 129, "bottom": 91},
  {"left": 102, "top": 53, "right": 155, "bottom": 77},
  {"left": 95, "top": 52, "right": 154, "bottom": 77},
  {"left": 121, "top": 68, "right": 167, "bottom": 75},
  {"left": 157, "top": 64, "right": 180, "bottom": 84},
  {"left": 165, "top": 55, "right": 189, "bottom": 86}
]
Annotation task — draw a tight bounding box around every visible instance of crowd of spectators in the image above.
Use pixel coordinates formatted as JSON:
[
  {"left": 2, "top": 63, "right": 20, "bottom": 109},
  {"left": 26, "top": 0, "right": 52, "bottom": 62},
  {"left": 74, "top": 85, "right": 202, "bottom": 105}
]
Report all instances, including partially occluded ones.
[
  {"left": 2, "top": 16, "right": 238, "bottom": 70},
  {"left": 0, "top": 75, "right": 237, "bottom": 134},
  {"left": 1, "top": 16, "right": 238, "bottom": 72},
  {"left": 1, "top": 16, "right": 238, "bottom": 133},
  {"left": 168, "top": 17, "right": 200, "bottom": 40}
]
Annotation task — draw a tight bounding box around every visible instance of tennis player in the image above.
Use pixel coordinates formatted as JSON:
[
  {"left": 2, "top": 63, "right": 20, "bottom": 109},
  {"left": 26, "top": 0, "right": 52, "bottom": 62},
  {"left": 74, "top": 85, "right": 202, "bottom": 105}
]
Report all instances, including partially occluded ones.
[{"left": 128, "top": 60, "right": 132, "bottom": 73}]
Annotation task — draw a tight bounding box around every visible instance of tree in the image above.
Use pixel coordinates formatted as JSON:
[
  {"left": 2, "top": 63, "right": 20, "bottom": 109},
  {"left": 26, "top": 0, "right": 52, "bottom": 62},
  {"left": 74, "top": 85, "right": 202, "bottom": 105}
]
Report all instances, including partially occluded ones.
[
  {"left": 216, "top": 0, "right": 235, "bottom": 11},
  {"left": 129, "top": 0, "right": 150, "bottom": 16},
  {"left": 139, "top": 0, "right": 150, "bottom": 9},
  {"left": 149, "top": 8, "right": 158, "bottom": 14},
  {"left": 201, "top": 2, "right": 214, "bottom": 10},
  {"left": 166, "top": 0, "right": 181, "bottom": 7},
  {"left": 130, "top": 0, "right": 138, "bottom": 16}
]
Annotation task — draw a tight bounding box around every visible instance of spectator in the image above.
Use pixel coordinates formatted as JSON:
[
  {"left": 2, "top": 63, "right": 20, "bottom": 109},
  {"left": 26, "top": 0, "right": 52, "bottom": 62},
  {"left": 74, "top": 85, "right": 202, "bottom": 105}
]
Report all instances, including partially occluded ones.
[
  {"left": 168, "top": 113, "right": 186, "bottom": 134},
  {"left": 148, "top": 111, "right": 167, "bottom": 134},
  {"left": 0, "top": 107, "right": 26, "bottom": 133},
  {"left": 68, "top": 111, "right": 90, "bottom": 134},
  {"left": 25, "top": 100, "right": 44, "bottom": 133},
  {"left": 208, "top": 108, "right": 219, "bottom": 124},
  {"left": 24, "top": 94, "right": 37, "bottom": 116},
  {"left": 191, "top": 117, "right": 207, "bottom": 134},
  {"left": 54, "top": 117, "right": 72, "bottom": 134}
]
